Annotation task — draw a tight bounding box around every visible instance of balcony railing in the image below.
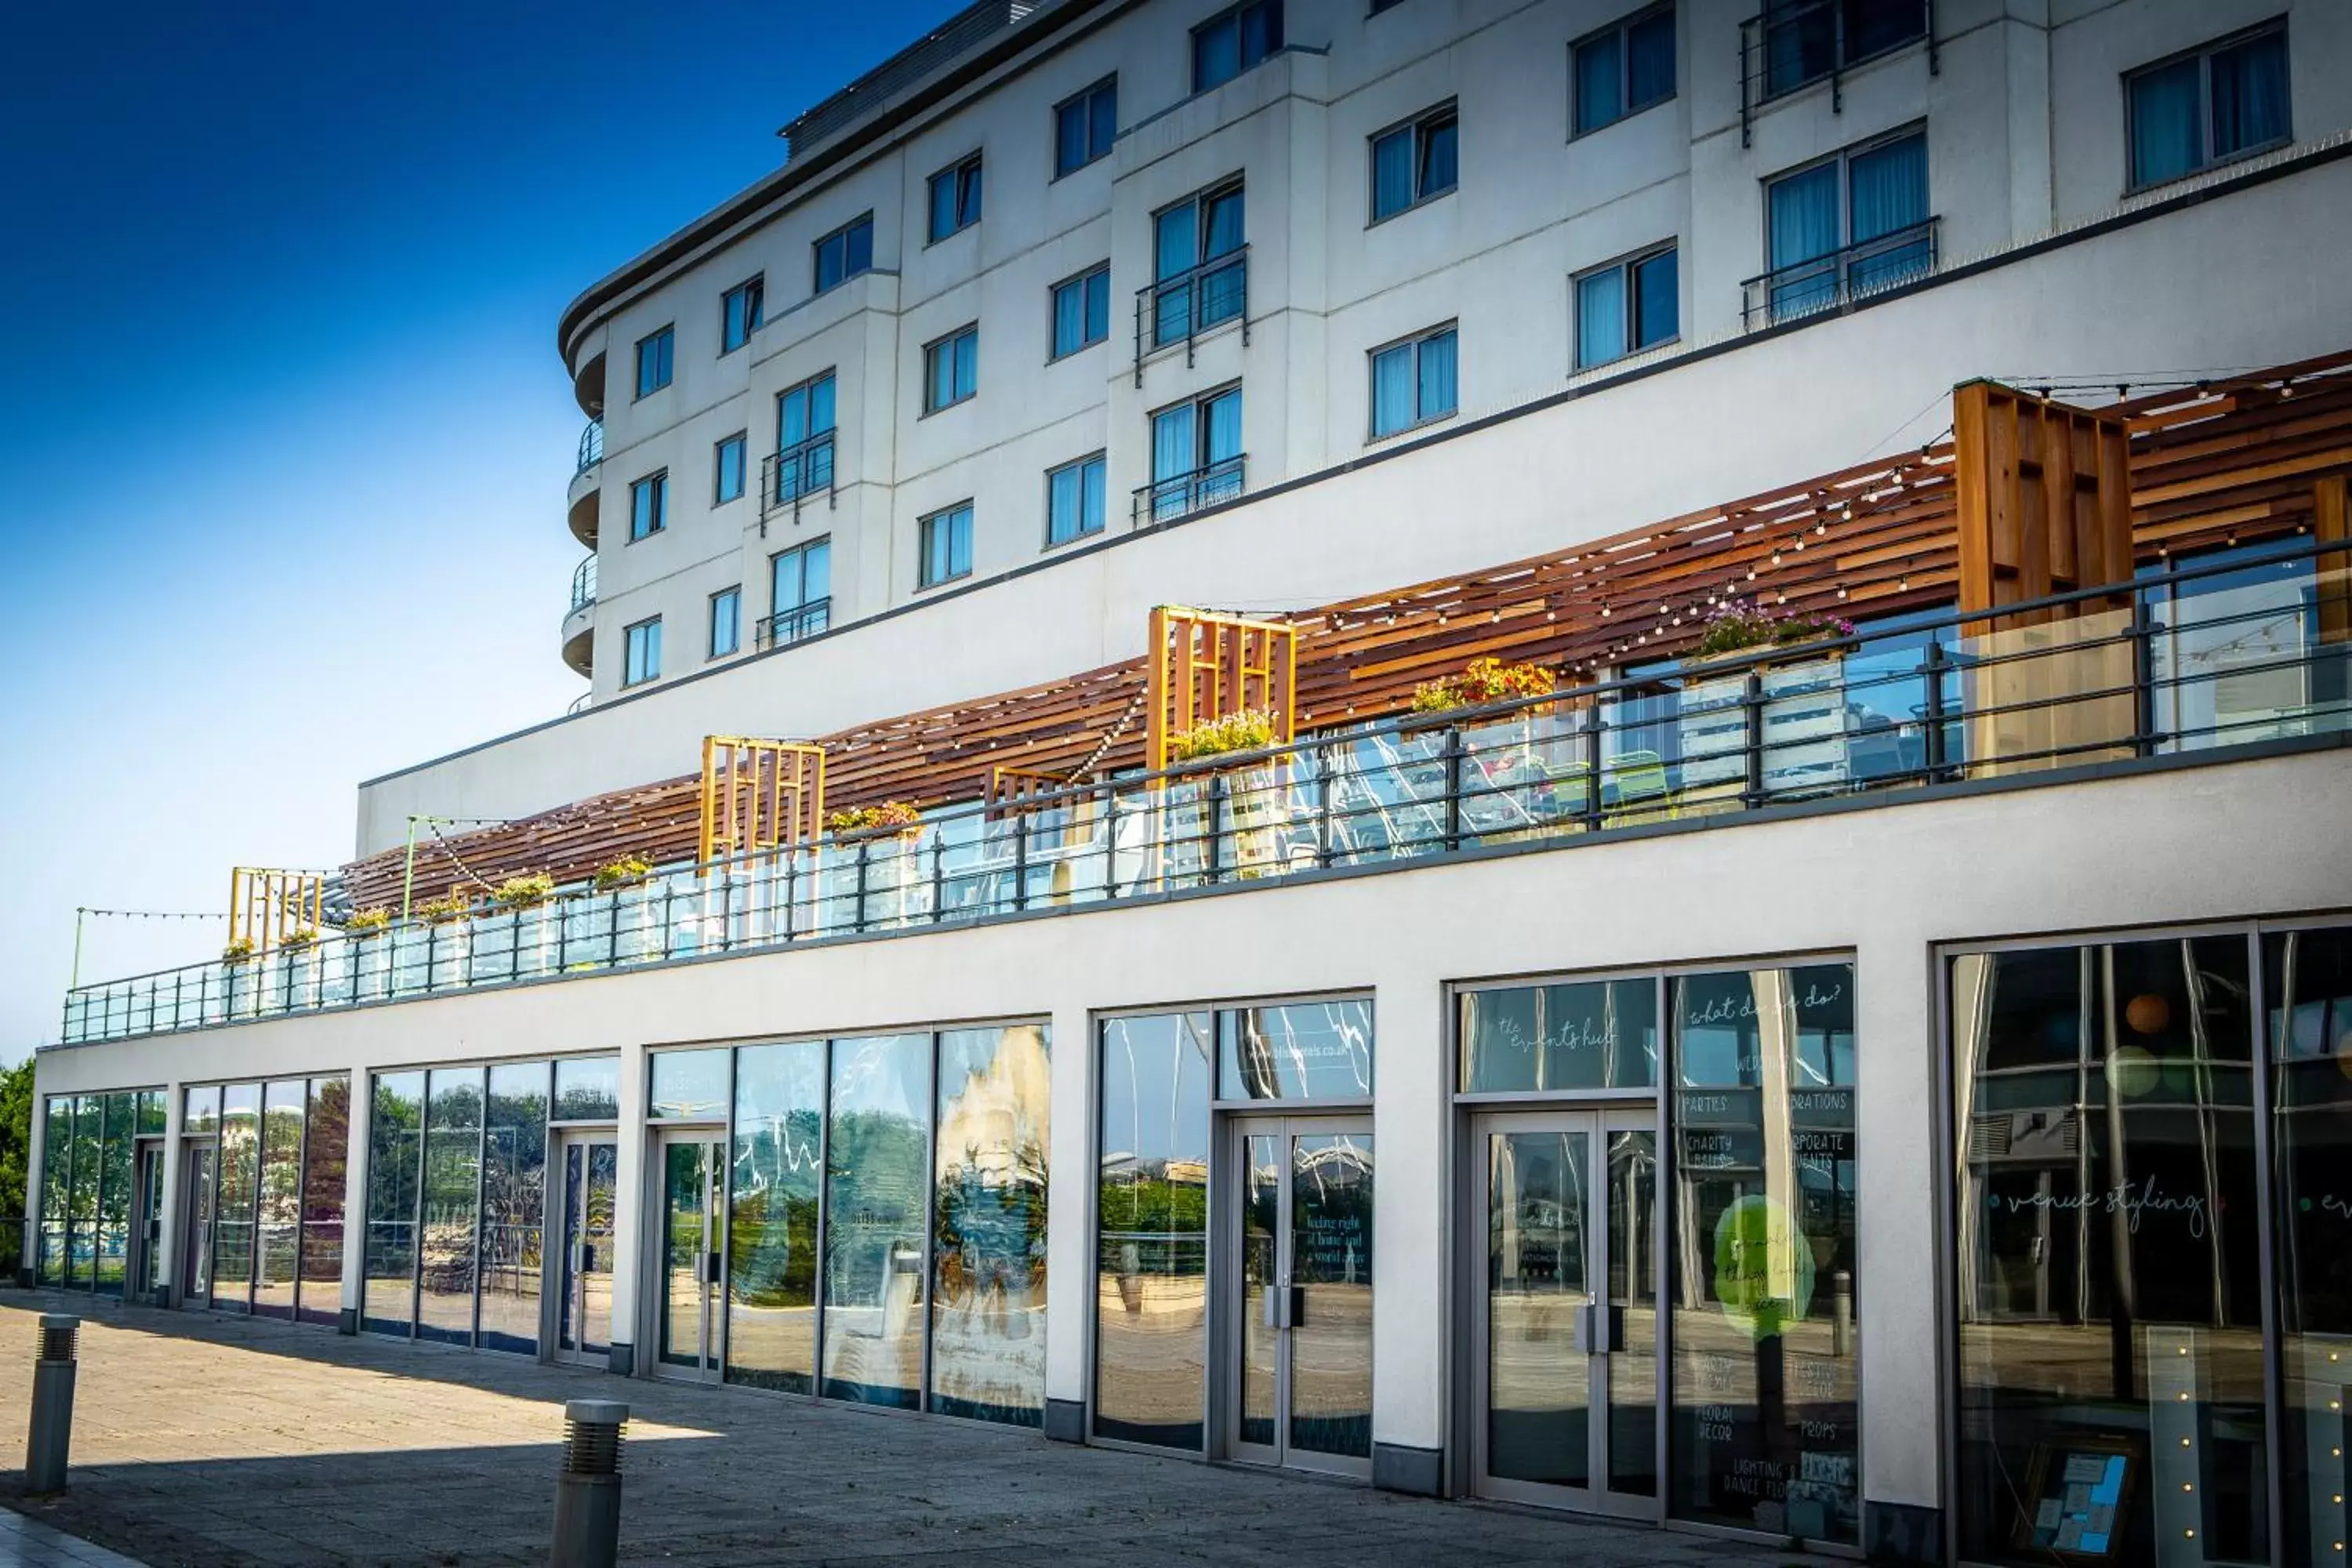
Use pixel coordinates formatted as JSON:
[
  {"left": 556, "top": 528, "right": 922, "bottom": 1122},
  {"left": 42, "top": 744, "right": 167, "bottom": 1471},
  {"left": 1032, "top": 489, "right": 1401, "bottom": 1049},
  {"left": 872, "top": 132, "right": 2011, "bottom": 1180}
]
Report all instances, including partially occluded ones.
[
  {"left": 58, "top": 539, "right": 2352, "bottom": 1047},
  {"left": 568, "top": 555, "right": 597, "bottom": 615},
  {"left": 575, "top": 420, "right": 604, "bottom": 477},
  {"left": 760, "top": 433, "right": 837, "bottom": 524},
  {"left": 756, "top": 597, "right": 832, "bottom": 650},
  {"left": 1742, "top": 216, "right": 1939, "bottom": 329},
  {"left": 1134, "top": 245, "right": 1248, "bottom": 385},
  {"left": 1134, "top": 455, "right": 1246, "bottom": 525},
  {"left": 1739, "top": 0, "right": 1933, "bottom": 146}
]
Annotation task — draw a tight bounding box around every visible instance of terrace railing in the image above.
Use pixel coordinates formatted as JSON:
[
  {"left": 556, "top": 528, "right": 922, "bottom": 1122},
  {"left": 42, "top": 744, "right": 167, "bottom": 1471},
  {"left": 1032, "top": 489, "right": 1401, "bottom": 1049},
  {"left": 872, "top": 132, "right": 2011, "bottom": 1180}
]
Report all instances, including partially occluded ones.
[
  {"left": 760, "top": 431, "right": 837, "bottom": 522},
  {"left": 1738, "top": 0, "right": 1934, "bottom": 146},
  {"left": 568, "top": 555, "right": 597, "bottom": 615},
  {"left": 60, "top": 539, "right": 2352, "bottom": 1045},
  {"left": 755, "top": 597, "right": 832, "bottom": 650},
  {"left": 1134, "top": 245, "right": 1248, "bottom": 383},
  {"left": 575, "top": 420, "right": 604, "bottom": 477},
  {"left": 1742, "top": 217, "right": 1939, "bottom": 329}
]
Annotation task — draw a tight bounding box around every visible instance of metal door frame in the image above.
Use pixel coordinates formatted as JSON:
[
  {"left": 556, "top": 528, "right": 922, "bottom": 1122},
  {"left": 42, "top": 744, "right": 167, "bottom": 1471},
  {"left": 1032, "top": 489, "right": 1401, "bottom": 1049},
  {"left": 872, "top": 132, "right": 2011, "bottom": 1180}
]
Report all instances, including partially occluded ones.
[
  {"left": 129, "top": 1138, "right": 166, "bottom": 1306},
  {"left": 1467, "top": 1102, "right": 1665, "bottom": 1522},
  {"left": 177, "top": 1138, "right": 216, "bottom": 1309},
  {"left": 1221, "top": 1112, "right": 1375, "bottom": 1479},
  {"left": 647, "top": 1127, "right": 727, "bottom": 1382},
  {"left": 548, "top": 1130, "right": 619, "bottom": 1367}
]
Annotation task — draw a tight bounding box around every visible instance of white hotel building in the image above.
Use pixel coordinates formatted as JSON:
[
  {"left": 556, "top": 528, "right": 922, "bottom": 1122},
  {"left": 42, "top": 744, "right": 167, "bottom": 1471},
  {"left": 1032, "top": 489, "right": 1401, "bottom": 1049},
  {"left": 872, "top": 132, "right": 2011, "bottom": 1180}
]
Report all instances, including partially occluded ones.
[{"left": 31, "top": 2, "right": 2352, "bottom": 1564}]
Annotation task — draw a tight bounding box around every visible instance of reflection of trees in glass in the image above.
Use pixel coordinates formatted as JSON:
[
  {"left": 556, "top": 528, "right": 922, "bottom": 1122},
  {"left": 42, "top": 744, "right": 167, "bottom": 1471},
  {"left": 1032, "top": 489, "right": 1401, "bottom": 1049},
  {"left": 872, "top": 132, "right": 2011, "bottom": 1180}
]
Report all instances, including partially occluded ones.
[
  {"left": 730, "top": 1107, "right": 822, "bottom": 1310},
  {"left": 824, "top": 1109, "right": 927, "bottom": 1303}
]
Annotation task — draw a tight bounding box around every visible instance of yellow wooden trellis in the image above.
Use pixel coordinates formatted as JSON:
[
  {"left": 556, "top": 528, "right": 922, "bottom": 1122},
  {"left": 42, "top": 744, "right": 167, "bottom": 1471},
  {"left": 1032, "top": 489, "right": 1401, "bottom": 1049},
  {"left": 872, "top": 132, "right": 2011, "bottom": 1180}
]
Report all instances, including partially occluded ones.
[
  {"left": 696, "top": 735, "right": 826, "bottom": 872},
  {"left": 1144, "top": 605, "right": 1298, "bottom": 771},
  {"left": 227, "top": 867, "right": 328, "bottom": 953}
]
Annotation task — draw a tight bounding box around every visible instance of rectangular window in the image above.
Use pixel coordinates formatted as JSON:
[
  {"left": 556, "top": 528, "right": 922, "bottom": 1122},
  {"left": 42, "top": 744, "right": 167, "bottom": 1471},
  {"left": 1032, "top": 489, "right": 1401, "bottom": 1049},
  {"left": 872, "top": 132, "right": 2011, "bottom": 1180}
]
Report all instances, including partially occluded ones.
[
  {"left": 1370, "top": 101, "right": 1458, "bottom": 223},
  {"left": 765, "top": 538, "right": 831, "bottom": 648},
  {"left": 923, "top": 325, "right": 978, "bottom": 413},
  {"left": 919, "top": 502, "right": 974, "bottom": 588},
  {"left": 1762, "top": 128, "right": 1929, "bottom": 321},
  {"left": 361, "top": 1073, "right": 423, "bottom": 1336},
  {"left": 724, "top": 1040, "right": 827, "bottom": 1392},
  {"left": 1574, "top": 244, "right": 1679, "bottom": 369},
  {"left": 813, "top": 212, "right": 875, "bottom": 294},
  {"left": 709, "top": 586, "right": 740, "bottom": 659},
  {"left": 927, "top": 152, "right": 983, "bottom": 243},
  {"left": 773, "top": 371, "right": 837, "bottom": 505},
  {"left": 1151, "top": 181, "right": 1246, "bottom": 349},
  {"left": 720, "top": 276, "right": 764, "bottom": 354},
  {"left": 633, "top": 325, "right": 673, "bottom": 398},
  {"left": 713, "top": 433, "right": 746, "bottom": 505},
  {"left": 2127, "top": 23, "right": 2290, "bottom": 191},
  {"left": 1046, "top": 452, "right": 1107, "bottom": 546},
  {"left": 928, "top": 1026, "right": 1052, "bottom": 1425},
  {"left": 1051, "top": 263, "right": 1111, "bottom": 358},
  {"left": 623, "top": 617, "right": 662, "bottom": 686},
  {"left": 1192, "top": 0, "right": 1282, "bottom": 93},
  {"left": 1054, "top": 77, "right": 1118, "bottom": 176},
  {"left": 629, "top": 470, "right": 668, "bottom": 541},
  {"left": 1759, "top": 0, "right": 1927, "bottom": 100},
  {"left": 1368, "top": 325, "right": 1457, "bottom": 439},
  {"left": 1148, "top": 384, "right": 1243, "bottom": 521},
  {"left": 1573, "top": 5, "right": 1676, "bottom": 135}
]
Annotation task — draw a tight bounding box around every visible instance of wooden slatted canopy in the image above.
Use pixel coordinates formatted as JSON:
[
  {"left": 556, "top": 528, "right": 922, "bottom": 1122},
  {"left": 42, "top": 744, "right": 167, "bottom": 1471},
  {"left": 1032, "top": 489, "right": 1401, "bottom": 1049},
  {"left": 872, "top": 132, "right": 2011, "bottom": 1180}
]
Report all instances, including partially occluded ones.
[
  {"left": 340, "top": 350, "right": 2352, "bottom": 913},
  {"left": 1145, "top": 607, "right": 1298, "bottom": 771}
]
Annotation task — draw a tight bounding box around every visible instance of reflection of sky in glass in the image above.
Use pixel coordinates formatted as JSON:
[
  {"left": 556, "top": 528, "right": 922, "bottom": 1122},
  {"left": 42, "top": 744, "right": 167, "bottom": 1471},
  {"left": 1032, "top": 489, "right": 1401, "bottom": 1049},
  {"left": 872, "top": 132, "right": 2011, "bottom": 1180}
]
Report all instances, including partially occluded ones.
[
  {"left": 829, "top": 1034, "right": 931, "bottom": 1123},
  {"left": 1099, "top": 1014, "right": 1210, "bottom": 1163},
  {"left": 649, "top": 1048, "right": 728, "bottom": 1120},
  {"left": 733, "top": 1041, "right": 826, "bottom": 1176},
  {"left": 1225, "top": 1000, "right": 1374, "bottom": 1100},
  {"left": 1675, "top": 964, "right": 1853, "bottom": 1088}
]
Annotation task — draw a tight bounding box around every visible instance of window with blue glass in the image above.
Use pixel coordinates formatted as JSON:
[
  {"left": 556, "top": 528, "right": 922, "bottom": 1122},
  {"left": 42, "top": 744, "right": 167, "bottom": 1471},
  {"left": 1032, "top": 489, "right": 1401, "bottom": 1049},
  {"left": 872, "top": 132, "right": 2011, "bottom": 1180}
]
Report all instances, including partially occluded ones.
[
  {"left": 1149, "top": 385, "right": 1243, "bottom": 521},
  {"left": 1574, "top": 244, "right": 1678, "bottom": 369},
  {"left": 1054, "top": 77, "right": 1117, "bottom": 176},
  {"left": 623, "top": 617, "right": 661, "bottom": 687},
  {"left": 1051, "top": 264, "right": 1111, "bottom": 358},
  {"left": 927, "top": 153, "right": 983, "bottom": 243},
  {"left": 1370, "top": 102, "right": 1457, "bottom": 223},
  {"left": 767, "top": 538, "right": 830, "bottom": 647},
  {"left": 2126, "top": 23, "right": 2289, "bottom": 192},
  {"left": 1046, "top": 452, "right": 1107, "bottom": 546},
  {"left": 633, "top": 325, "right": 673, "bottom": 398},
  {"left": 1572, "top": 4, "right": 1675, "bottom": 136},
  {"left": 1759, "top": 0, "right": 1926, "bottom": 100},
  {"left": 813, "top": 213, "right": 875, "bottom": 293},
  {"left": 708, "top": 586, "right": 741, "bottom": 659},
  {"left": 919, "top": 503, "right": 974, "bottom": 589},
  {"left": 1369, "top": 325, "right": 1457, "bottom": 439},
  {"left": 923, "top": 325, "right": 978, "bottom": 413},
  {"left": 721, "top": 276, "right": 764, "bottom": 354},
  {"left": 1763, "top": 127, "right": 1929, "bottom": 321},
  {"left": 713, "top": 432, "right": 746, "bottom": 505},
  {"left": 1152, "top": 182, "right": 1245, "bottom": 348},
  {"left": 774, "top": 372, "right": 837, "bottom": 504},
  {"left": 629, "top": 470, "right": 668, "bottom": 541},
  {"left": 1192, "top": 0, "right": 1281, "bottom": 93}
]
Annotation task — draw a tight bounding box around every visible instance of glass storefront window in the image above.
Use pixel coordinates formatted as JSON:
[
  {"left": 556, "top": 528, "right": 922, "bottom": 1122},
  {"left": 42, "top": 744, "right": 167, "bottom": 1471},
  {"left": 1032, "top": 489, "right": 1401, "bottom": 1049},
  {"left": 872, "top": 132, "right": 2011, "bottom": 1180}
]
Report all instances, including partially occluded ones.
[
  {"left": 363, "top": 1072, "right": 424, "bottom": 1336},
  {"left": 1952, "top": 938, "right": 2267, "bottom": 1567},
  {"left": 136, "top": 1089, "right": 167, "bottom": 1137},
  {"left": 650, "top": 1049, "right": 728, "bottom": 1120},
  {"left": 37, "top": 1098, "right": 71, "bottom": 1286},
  {"left": 299, "top": 1076, "right": 349, "bottom": 1327},
  {"left": 727, "top": 1040, "right": 826, "bottom": 1392},
  {"left": 930, "top": 1025, "right": 1051, "bottom": 1426},
  {"left": 36, "top": 1090, "right": 159, "bottom": 1296},
  {"left": 479, "top": 1062, "right": 549, "bottom": 1355},
  {"left": 1094, "top": 1011, "right": 1213, "bottom": 1448},
  {"left": 1218, "top": 999, "right": 1374, "bottom": 1101},
  {"left": 95, "top": 1092, "right": 133, "bottom": 1296},
  {"left": 554, "top": 1056, "right": 622, "bottom": 1121},
  {"left": 1669, "top": 963, "right": 1858, "bottom": 1546},
  {"left": 183, "top": 1084, "right": 220, "bottom": 1136},
  {"left": 253, "top": 1081, "right": 305, "bottom": 1319},
  {"left": 213, "top": 1084, "right": 260, "bottom": 1310},
  {"left": 822, "top": 1033, "right": 932, "bottom": 1407},
  {"left": 1461, "top": 978, "right": 1658, "bottom": 1092},
  {"left": 417, "top": 1067, "right": 483, "bottom": 1345}
]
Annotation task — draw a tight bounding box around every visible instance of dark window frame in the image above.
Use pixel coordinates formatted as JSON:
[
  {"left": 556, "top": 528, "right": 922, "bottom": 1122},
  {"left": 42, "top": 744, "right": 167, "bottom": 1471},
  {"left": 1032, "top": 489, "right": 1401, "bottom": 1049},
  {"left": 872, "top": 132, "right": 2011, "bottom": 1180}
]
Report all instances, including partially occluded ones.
[
  {"left": 2122, "top": 19, "right": 2292, "bottom": 195},
  {"left": 628, "top": 469, "right": 669, "bottom": 543},
  {"left": 917, "top": 500, "right": 975, "bottom": 590},
  {"left": 720, "top": 275, "right": 764, "bottom": 355},
  {"left": 622, "top": 615, "right": 662, "bottom": 688},
  {"left": 812, "top": 212, "right": 877, "bottom": 295},
  {"left": 713, "top": 432, "right": 748, "bottom": 506},
  {"left": 921, "top": 324, "right": 980, "bottom": 415},
  {"left": 1573, "top": 241, "right": 1680, "bottom": 370},
  {"left": 1191, "top": 0, "right": 1283, "bottom": 95},
  {"left": 633, "top": 325, "right": 674, "bottom": 400},
  {"left": 707, "top": 586, "right": 742, "bottom": 660},
  {"left": 1053, "top": 76, "right": 1120, "bottom": 178},
  {"left": 1368, "top": 100, "right": 1459, "bottom": 225},
  {"left": 1366, "top": 321, "right": 1459, "bottom": 441},
  {"left": 1044, "top": 450, "right": 1109, "bottom": 549},
  {"left": 926, "top": 151, "right": 985, "bottom": 245},
  {"left": 1049, "top": 262, "right": 1112, "bottom": 360},
  {"left": 1570, "top": 2, "right": 1677, "bottom": 139}
]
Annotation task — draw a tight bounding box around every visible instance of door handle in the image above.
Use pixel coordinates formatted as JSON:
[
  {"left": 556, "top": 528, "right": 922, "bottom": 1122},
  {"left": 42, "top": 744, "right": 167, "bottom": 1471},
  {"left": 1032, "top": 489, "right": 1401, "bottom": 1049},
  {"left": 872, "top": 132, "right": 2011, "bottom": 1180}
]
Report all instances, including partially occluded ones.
[
  {"left": 576, "top": 1244, "right": 593, "bottom": 1274},
  {"left": 705, "top": 1251, "right": 723, "bottom": 1287},
  {"left": 1288, "top": 1284, "right": 1306, "bottom": 1329},
  {"left": 1261, "top": 1283, "right": 1279, "bottom": 1328},
  {"left": 1571, "top": 1301, "right": 1611, "bottom": 1354}
]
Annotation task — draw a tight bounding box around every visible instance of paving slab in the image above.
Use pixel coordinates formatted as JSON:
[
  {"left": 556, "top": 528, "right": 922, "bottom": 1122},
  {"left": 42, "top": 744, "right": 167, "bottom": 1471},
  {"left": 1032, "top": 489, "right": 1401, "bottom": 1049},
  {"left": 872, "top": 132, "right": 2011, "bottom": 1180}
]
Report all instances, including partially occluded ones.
[{"left": 0, "top": 1292, "right": 1826, "bottom": 1568}]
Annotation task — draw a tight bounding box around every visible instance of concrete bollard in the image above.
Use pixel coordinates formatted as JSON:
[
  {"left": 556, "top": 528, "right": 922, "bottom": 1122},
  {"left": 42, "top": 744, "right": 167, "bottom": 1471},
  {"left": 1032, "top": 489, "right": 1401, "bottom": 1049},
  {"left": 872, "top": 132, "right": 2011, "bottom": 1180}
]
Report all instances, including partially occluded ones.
[
  {"left": 24, "top": 1314, "right": 79, "bottom": 1494},
  {"left": 549, "top": 1398, "right": 626, "bottom": 1568}
]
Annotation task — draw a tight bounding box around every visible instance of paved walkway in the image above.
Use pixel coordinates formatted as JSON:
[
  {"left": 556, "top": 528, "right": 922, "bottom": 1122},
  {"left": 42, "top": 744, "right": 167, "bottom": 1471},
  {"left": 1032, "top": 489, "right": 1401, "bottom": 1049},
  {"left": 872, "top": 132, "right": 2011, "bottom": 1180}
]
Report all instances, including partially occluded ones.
[{"left": 0, "top": 1293, "right": 1820, "bottom": 1568}]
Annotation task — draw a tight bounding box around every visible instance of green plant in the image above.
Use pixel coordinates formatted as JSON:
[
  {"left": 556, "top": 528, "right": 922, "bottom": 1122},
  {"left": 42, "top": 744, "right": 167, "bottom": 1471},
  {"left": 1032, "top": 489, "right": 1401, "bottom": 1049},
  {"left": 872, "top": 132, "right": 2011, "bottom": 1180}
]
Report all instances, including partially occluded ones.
[
  {"left": 346, "top": 907, "right": 392, "bottom": 935},
  {"left": 280, "top": 927, "right": 318, "bottom": 950},
  {"left": 1167, "top": 708, "right": 1280, "bottom": 764},
  {"left": 594, "top": 856, "right": 655, "bottom": 890},
  {"left": 1692, "top": 597, "right": 1857, "bottom": 659},
  {"left": 827, "top": 801, "right": 922, "bottom": 836},
  {"left": 221, "top": 936, "right": 255, "bottom": 964},
  {"left": 492, "top": 873, "right": 557, "bottom": 909},
  {"left": 1410, "top": 656, "right": 1555, "bottom": 714},
  {"left": 414, "top": 892, "right": 473, "bottom": 924}
]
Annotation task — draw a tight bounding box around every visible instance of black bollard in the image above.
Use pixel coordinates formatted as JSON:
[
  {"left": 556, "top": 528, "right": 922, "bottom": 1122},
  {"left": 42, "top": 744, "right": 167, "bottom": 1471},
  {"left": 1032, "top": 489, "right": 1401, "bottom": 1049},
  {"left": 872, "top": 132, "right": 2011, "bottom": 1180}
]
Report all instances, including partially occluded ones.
[
  {"left": 24, "top": 1314, "right": 79, "bottom": 1494},
  {"left": 549, "top": 1398, "right": 626, "bottom": 1568}
]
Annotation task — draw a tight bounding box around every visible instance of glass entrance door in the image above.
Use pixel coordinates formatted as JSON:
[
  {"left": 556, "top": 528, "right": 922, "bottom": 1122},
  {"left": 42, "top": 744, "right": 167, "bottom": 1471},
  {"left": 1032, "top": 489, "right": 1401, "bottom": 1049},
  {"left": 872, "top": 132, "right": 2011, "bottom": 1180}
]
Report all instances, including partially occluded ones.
[
  {"left": 179, "top": 1142, "right": 215, "bottom": 1307},
  {"left": 1474, "top": 1107, "right": 1661, "bottom": 1518},
  {"left": 554, "top": 1136, "right": 617, "bottom": 1367},
  {"left": 132, "top": 1142, "right": 165, "bottom": 1303},
  {"left": 1229, "top": 1118, "right": 1374, "bottom": 1476},
  {"left": 655, "top": 1133, "right": 725, "bottom": 1380}
]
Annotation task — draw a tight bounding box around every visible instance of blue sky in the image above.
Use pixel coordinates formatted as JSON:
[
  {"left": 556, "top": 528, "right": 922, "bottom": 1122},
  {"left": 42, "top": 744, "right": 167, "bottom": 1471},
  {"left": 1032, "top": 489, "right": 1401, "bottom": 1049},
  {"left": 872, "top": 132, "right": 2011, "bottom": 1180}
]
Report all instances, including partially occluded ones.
[{"left": 0, "top": 0, "right": 961, "bottom": 1056}]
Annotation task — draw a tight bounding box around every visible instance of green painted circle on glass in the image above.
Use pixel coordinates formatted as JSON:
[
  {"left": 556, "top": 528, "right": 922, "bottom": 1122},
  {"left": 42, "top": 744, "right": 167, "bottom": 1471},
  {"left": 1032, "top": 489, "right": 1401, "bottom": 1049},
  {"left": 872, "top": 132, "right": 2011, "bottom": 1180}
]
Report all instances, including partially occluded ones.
[{"left": 1711, "top": 1192, "right": 1815, "bottom": 1342}]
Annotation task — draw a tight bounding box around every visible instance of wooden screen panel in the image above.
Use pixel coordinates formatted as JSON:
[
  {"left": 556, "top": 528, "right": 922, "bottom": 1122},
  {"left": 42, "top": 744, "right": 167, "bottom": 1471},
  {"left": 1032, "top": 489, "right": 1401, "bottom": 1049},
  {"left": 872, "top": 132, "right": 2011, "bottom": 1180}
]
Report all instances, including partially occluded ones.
[
  {"left": 229, "top": 867, "right": 326, "bottom": 953},
  {"left": 1955, "top": 381, "right": 2133, "bottom": 630},
  {"left": 2318, "top": 474, "right": 2349, "bottom": 645},
  {"left": 1145, "top": 606, "right": 1298, "bottom": 771},
  {"left": 697, "top": 736, "right": 826, "bottom": 872}
]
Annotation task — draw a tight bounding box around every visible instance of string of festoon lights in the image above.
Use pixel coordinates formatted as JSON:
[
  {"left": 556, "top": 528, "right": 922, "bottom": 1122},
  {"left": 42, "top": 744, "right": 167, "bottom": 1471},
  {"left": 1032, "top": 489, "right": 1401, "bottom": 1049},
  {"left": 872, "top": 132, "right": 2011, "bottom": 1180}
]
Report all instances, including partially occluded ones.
[{"left": 70, "top": 907, "right": 227, "bottom": 989}]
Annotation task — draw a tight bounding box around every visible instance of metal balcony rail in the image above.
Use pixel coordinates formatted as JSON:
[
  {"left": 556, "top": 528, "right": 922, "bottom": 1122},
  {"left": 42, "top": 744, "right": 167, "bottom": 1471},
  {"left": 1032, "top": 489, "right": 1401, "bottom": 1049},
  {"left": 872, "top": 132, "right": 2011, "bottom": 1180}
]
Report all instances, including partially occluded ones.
[
  {"left": 1741, "top": 216, "right": 1940, "bottom": 329},
  {"left": 1134, "top": 245, "right": 1249, "bottom": 385},
  {"left": 760, "top": 433, "right": 837, "bottom": 523},
  {"left": 575, "top": 421, "right": 604, "bottom": 477},
  {"left": 1739, "top": 0, "right": 1933, "bottom": 145},
  {"left": 568, "top": 556, "right": 597, "bottom": 615},
  {"left": 755, "top": 597, "right": 832, "bottom": 651},
  {"left": 58, "top": 539, "right": 2352, "bottom": 1046},
  {"left": 1133, "top": 455, "right": 1246, "bottom": 525}
]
